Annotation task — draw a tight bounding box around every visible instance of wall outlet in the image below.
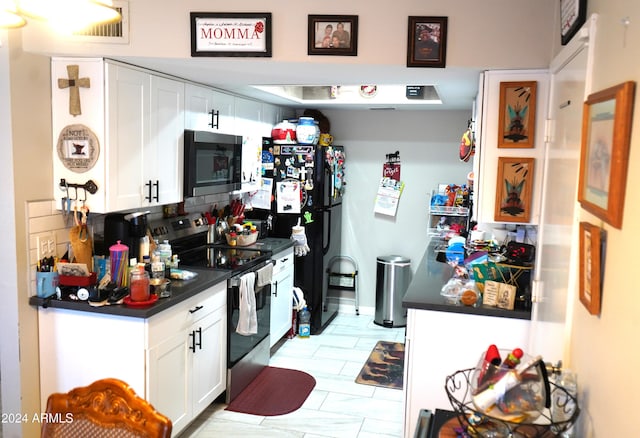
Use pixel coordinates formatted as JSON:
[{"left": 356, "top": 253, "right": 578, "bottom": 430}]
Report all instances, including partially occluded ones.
[{"left": 37, "top": 233, "right": 57, "bottom": 259}]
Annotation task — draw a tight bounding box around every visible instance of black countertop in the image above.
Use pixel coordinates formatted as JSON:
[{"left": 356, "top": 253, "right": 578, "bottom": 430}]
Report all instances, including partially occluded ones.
[
  {"left": 28, "top": 237, "right": 294, "bottom": 319},
  {"left": 242, "top": 237, "right": 294, "bottom": 255},
  {"left": 402, "top": 244, "right": 532, "bottom": 320},
  {"left": 29, "top": 267, "right": 232, "bottom": 318}
]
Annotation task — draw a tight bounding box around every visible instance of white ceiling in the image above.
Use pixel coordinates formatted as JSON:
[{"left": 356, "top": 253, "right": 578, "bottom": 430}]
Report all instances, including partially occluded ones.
[{"left": 115, "top": 56, "right": 481, "bottom": 111}]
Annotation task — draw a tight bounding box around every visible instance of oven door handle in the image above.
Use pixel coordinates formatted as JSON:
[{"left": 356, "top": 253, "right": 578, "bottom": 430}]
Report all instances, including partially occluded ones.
[{"left": 229, "top": 261, "right": 273, "bottom": 287}]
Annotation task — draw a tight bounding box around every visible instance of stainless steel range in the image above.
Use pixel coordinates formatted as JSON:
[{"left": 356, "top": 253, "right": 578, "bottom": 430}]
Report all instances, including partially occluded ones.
[{"left": 149, "top": 213, "right": 273, "bottom": 403}]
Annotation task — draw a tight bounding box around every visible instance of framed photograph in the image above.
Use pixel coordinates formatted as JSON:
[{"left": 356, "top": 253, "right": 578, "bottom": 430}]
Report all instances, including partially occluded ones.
[
  {"left": 494, "top": 157, "right": 535, "bottom": 223},
  {"left": 577, "top": 81, "right": 636, "bottom": 229},
  {"left": 579, "top": 222, "right": 606, "bottom": 316},
  {"left": 407, "top": 16, "right": 447, "bottom": 68},
  {"left": 498, "top": 81, "right": 537, "bottom": 148},
  {"left": 190, "top": 12, "right": 272, "bottom": 57},
  {"left": 560, "top": 0, "right": 588, "bottom": 46},
  {"left": 308, "top": 15, "right": 358, "bottom": 56}
]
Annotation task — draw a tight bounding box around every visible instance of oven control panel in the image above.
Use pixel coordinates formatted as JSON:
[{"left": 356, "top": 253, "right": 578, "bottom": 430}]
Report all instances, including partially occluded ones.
[{"left": 149, "top": 213, "right": 209, "bottom": 242}]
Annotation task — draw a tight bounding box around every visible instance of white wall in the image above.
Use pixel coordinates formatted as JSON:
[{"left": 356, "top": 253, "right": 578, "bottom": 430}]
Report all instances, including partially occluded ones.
[
  {"left": 325, "top": 109, "right": 472, "bottom": 309},
  {"left": 564, "top": 1, "right": 640, "bottom": 436},
  {"left": 20, "top": 0, "right": 556, "bottom": 72},
  {"left": 0, "top": 30, "right": 22, "bottom": 438}
]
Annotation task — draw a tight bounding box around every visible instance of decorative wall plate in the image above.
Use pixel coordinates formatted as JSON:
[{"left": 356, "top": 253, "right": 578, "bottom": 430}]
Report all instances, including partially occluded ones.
[
  {"left": 56, "top": 124, "right": 100, "bottom": 173},
  {"left": 359, "top": 85, "right": 378, "bottom": 98}
]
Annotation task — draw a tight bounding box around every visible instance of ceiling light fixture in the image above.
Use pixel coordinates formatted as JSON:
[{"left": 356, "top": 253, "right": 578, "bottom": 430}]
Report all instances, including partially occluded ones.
[
  {"left": 0, "top": 0, "right": 120, "bottom": 31},
  {"left": 0, "top": 1, "right": 26, "bottom": 28}
]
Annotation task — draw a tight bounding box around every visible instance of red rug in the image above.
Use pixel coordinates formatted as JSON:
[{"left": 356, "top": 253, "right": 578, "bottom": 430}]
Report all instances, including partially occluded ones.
[{"left": 226, "top": 366, "right": 316, "bottom": 416}]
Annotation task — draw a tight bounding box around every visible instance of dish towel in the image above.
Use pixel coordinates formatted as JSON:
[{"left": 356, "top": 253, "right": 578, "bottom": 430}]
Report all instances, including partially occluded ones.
[
  {"left": 256, "top": 263, "right": 273, "bottom": 289},
  {"left": 236, "top": 272, "right": 257, "bottom": 336}
]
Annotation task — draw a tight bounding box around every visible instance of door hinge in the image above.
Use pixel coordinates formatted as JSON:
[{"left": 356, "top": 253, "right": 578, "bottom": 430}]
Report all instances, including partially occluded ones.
[{"left": 544, "top": 119, "right": 554, "bottom": 144}]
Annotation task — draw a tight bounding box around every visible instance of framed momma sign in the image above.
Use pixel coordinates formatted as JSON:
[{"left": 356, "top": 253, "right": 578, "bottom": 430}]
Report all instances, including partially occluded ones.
[{"left": 190, "top": 12, "right": 272, "bottom": 57}]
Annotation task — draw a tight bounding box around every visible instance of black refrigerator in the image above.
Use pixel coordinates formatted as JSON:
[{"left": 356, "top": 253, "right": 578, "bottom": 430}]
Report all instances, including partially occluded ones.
[{"left": 268, "top": 142, "right": 346, "bottom": 334}]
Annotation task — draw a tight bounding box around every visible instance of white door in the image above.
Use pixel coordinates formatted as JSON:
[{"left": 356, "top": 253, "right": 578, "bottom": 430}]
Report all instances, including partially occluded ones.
[
  {"left": 191, "top": 306, "right": 226, "bottom": 414},
  {"left": 185, "top": 83, "right": 214, "bottom": 131},
  {"left": 148, "top": 75, "right": 184, "bottom": 205},
  {"left": 106, "top": 63, "right": 149, "bottom": 211},
  {"left": 529, "top": 22, "right": 594, "bottom": 362},
  {"left": 271, "top": 267, "right": 293, "bottom": 347},
  {"left": 147, "top": 331, "right": 190, "bottom": 434}
]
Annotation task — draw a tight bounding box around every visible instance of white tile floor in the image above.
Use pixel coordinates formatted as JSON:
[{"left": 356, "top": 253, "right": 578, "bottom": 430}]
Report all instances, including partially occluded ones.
[{"left": 179, "top": 313, "right": 406, "bottom": 438}]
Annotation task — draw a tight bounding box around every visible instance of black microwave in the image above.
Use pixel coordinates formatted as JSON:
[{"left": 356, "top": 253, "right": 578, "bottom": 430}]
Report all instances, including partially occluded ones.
[{"left": 184, "top": 130, "right": 242, "bottom": 197}]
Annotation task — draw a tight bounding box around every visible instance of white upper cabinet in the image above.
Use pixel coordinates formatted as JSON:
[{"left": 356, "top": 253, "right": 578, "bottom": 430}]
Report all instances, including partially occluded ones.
[
  {"left": 105, "top": 64, "right": 149, "bottom": 211},
  {"left": 106, "top": 63, "right": 184, "bottom": 211},
  {"left": 474, "top": 70, "right": 549, "bottom": 225},
  {"left": 184, "top": 83, "right": 236, "bottom": 134},
  {"left": 148, "top": 75, "right": 184, "bottom": 206},
  {"left": 52, "top": 58, "right": 184, "bottom": 213}
]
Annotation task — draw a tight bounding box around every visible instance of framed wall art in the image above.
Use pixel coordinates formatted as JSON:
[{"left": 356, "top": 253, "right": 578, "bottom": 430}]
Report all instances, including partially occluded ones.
[
  {"left": 560, "top": 0, "right": 588, "bottom": 45},
  {"left": 308, "top": 15, "right": 358, "bottom": 56},
  {"left": 190, "top": 12, "right": 272, "bottom": 57},
  {"left": 407, "top": 16, "right": 447, "bottom": 68},
  {"left": 498, "top": 81, "right": 537, "bottom": 148},
  {"left": 579, "top": 221, "right": 606, "bottom": 316},
  {"left": 577, "top": 81, "right": 636, "bottom": 229},
  {"left": 494, "top": 157, "right": 535, "bottom": 223}
]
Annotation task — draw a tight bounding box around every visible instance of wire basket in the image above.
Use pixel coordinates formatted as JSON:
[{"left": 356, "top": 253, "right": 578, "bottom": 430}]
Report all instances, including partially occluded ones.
[{"left": 445, "top": 368, "right": 579, "bottom": 437}]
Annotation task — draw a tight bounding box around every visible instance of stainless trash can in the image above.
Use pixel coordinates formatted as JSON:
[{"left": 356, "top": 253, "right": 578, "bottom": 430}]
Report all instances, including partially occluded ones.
[{"left": 374, "top": 255, "right": 411, "bottom": 327}]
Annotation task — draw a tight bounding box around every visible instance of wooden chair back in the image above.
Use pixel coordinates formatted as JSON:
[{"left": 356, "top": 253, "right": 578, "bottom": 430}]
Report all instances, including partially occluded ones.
[{"left": 41, "top": 378, "right": 172, "bottom": 438}]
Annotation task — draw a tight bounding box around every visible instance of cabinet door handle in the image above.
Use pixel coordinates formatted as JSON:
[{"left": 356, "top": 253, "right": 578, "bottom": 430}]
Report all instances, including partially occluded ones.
[
  {"left": 272, "top": 280, "right": 278, "bottom": 297},
  {"left": 208, "top": 109, "right": 219, "bottom": 129},
  {"left": 189, "top": 305, "right": 204, "bottom": 314},
  {"left": 195, "top": 327, "right": 202, "bottom": 350},
  {"left": 189, "top": 330, "right": 196, "bottom": 353},
  {"left": 153, "top": 180, "right": 159, "bottom": 202},
  {"left": 145, "top": 180, "right": 153, "bottom": 202},
  {"left": 280, "top": 257, "right": 289, "bottom": 263}
]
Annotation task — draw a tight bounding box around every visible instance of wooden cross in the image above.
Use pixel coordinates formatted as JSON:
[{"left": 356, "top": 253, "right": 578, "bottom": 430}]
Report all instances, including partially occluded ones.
[{"left": 58, "top": 64, "right": 90, "bottom": 116}]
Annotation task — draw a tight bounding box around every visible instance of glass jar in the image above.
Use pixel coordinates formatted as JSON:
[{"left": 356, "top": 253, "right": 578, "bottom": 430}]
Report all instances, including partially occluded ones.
[
  {"left": 129, "top": 265, "right": 150, "bottom": 302},
  {"left": 296, "top": 117, "right": 318, "bottom": 145}
]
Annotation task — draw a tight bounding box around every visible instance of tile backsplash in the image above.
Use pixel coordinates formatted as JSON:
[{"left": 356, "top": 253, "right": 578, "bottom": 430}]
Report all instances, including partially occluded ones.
[{"left": 26, "top": 194, "right": 230, "bottom": 296}]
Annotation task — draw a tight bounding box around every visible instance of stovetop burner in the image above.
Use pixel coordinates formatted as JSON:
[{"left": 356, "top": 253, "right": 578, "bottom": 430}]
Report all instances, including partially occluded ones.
[
  {"left": 149, "top": 214, "right": 272, "bottom": 273},
  {"left": 185, "top": 245, "right": 271, "bottom": 271}
]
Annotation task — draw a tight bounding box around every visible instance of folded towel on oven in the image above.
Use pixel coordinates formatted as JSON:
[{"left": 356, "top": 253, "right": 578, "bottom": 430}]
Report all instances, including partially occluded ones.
[
  {"left": 256, "top": 263, "right": 273, "bottom": 289},
  {"left": 236, "top": 272, "right": 257, "bottom": 336}
]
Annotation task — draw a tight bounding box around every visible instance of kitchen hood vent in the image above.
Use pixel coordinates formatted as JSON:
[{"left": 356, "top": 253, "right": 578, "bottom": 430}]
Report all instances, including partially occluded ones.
[{"left": 71, "top": 1, "right": 129, "bottom": 43}]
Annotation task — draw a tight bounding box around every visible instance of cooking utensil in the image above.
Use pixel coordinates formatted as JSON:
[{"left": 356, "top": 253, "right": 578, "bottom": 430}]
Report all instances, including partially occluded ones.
[
  {"left": 69, "top": 204, "right": 93, "bottom": 268},
  {"left": 215, "top": 218, "right": 229, "bottom": 243}
]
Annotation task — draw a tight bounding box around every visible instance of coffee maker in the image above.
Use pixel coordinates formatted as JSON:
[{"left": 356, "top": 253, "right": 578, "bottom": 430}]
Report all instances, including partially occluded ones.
[{"left": 103, "top": 212, "right": 150, "bottom": 262}]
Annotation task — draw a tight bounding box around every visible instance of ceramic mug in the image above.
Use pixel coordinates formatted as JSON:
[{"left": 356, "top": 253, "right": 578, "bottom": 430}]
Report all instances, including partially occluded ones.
[
  {"left": 36, "top": 271, "right": 59, "bottom": 298},
  {"left": 319, "top": 133, "right": 333, "bottom": 146}
]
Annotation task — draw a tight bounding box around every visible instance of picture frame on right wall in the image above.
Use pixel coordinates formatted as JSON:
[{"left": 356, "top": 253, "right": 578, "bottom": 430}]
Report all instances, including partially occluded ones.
[
  {"left": 577, "top": 81, "right": 636, "bottom": 229},
  {"left": 579, "top": 221, "right": 606, "bottom": 316}
]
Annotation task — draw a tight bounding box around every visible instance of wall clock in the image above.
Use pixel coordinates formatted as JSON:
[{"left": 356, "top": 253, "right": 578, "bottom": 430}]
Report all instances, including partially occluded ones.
[{"left": 560, "top": 0, "right": 587, "bottom": 45}]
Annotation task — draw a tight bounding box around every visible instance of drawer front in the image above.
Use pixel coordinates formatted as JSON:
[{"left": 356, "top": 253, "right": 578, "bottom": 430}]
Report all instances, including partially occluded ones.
[
  {"left": 148, "top": 281, "right": 226, "bottom": 346},
  {"left": 272, "top": 248, "right": 294, "bottom": 276}
]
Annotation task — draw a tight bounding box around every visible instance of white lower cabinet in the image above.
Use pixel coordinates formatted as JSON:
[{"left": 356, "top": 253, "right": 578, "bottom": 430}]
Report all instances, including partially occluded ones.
[
  {"left": 402, "top": 308, "right": 530, "bottom": 438},
  {"left": 38, "top": 281, "right": 226, "bottom": 437},
  {"left": 270, "top": 247, "right": 294, "bottom": 347}
]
